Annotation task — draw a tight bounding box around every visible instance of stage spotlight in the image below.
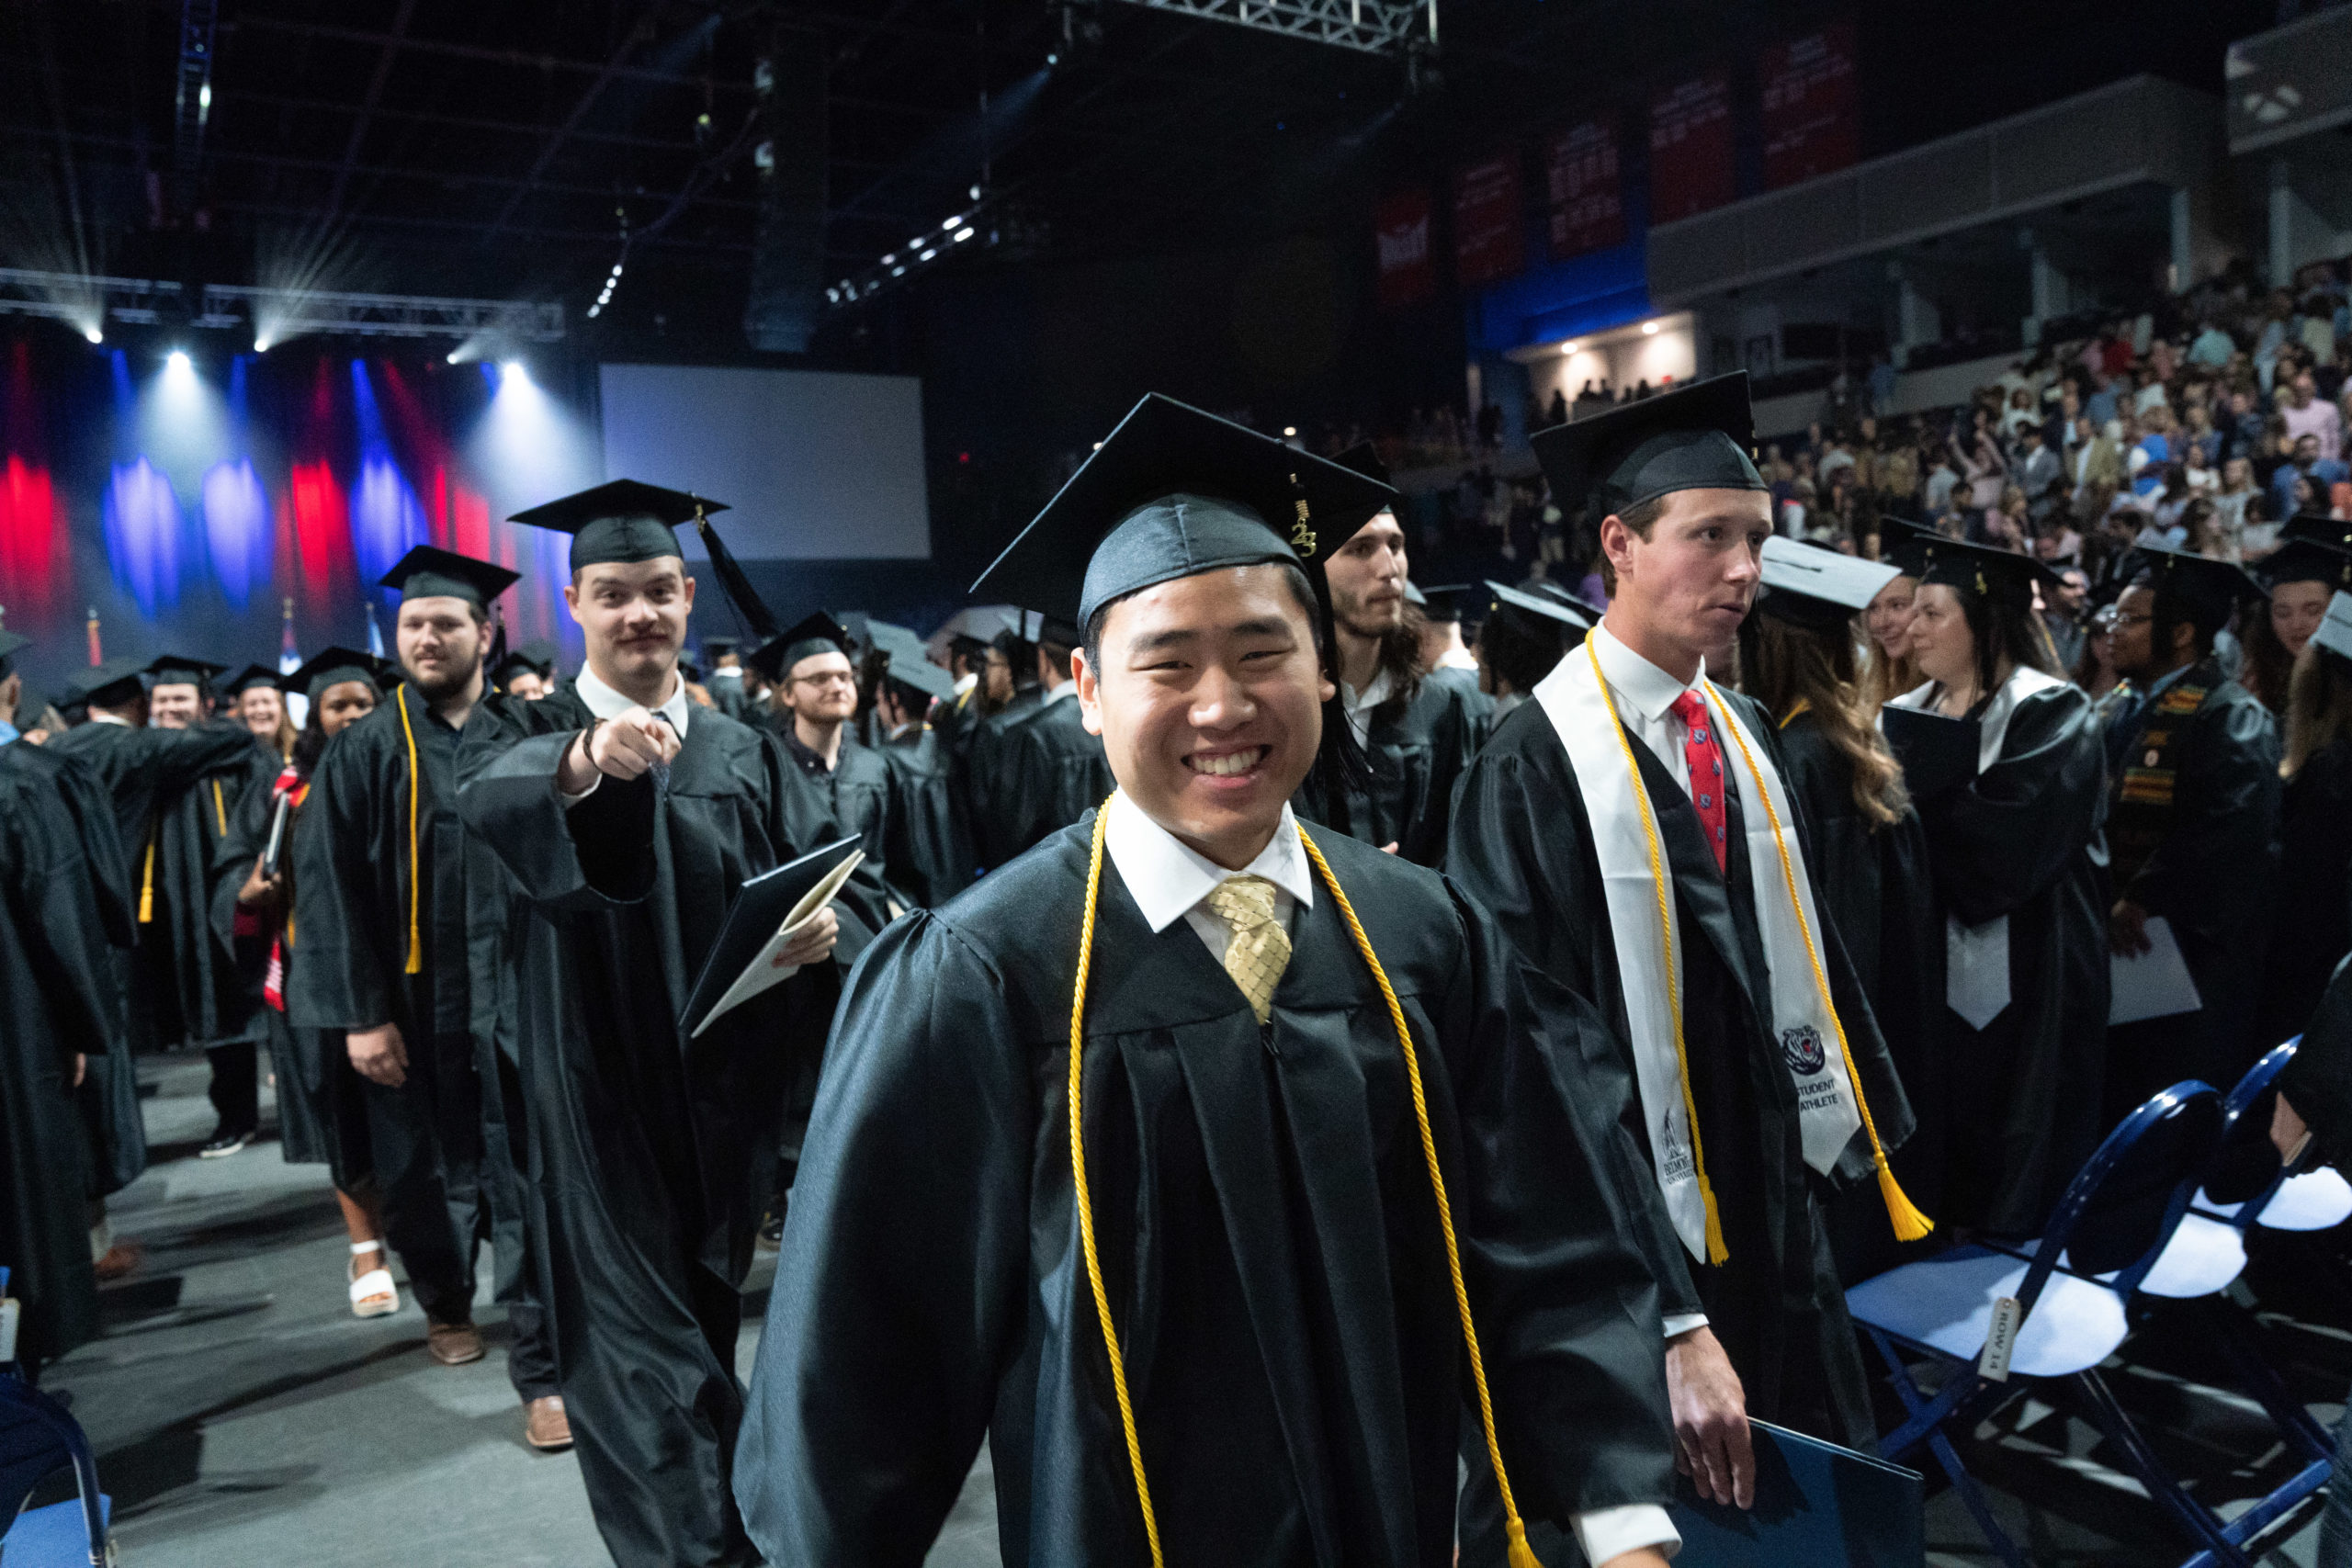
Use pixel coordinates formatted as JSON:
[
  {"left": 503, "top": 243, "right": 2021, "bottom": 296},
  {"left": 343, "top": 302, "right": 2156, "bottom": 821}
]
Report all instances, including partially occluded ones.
[
  {"left": 1283, "top": 426, "right": 1297, "bottom": 437},
  {"left": 1642, "top": 321, "right": 1659, "bottom": 335},
  {"left": 254, "top": 336, "right": 273, "bottom": 354},
  {"left": 1561, "top": 341, "right": 1577, "bottom": 354},
  {"left": 502, "top": 360, "right": 528, "bottom": 383},
  {"left": 890, "top": 265, "right": 906, "bottom": 276},
  {"left": 969, "top": 184, "right": 983, "bottom": 201},
  {"left": 84, "top": 325, "right": 103, "bottom": 344},
  {"left": 881, "top": 254, "right": 897, "bottom": 267},
  {"left": 919, "top": 249, "right": 936, "bottom": 263},
  {"left": 167, "top": 349, "right": 191, "bottom": 371},
  {"left": 943, "top": 214, "right": 965, "bottom": 231},
  {"left": 954, "top": 227, "right": 976, "bottom": 243},
  {"left": 447, "top": 350, "right": 460, "bottom": 364}
]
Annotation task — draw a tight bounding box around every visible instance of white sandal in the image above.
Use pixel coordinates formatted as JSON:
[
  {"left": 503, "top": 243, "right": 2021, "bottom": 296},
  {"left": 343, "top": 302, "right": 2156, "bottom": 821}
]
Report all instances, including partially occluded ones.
[{"left": 349, "top": 1241, "right": 400, "bottom": 1319}]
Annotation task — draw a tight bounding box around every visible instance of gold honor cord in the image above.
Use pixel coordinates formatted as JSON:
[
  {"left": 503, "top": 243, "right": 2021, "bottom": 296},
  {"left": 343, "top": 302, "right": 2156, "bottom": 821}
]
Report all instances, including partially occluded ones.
[
  {"left": 1069, "top": 796, "right": 1544, "bottom": 1568},
  {"left": 1703, "top": 682, "right": 1932, "bottom": 1244},
  {"left": 211, "top": 777, "right": 229, "bottom": 836},
  {"left": 139, "top": 833, "right": 157, "bottom": 924},
  {"left": 395, "top": 687, "right": 424, "bottom": 976},
  {"left": 1586, "top": 640, "right": 1728, "bottom": 1263}
]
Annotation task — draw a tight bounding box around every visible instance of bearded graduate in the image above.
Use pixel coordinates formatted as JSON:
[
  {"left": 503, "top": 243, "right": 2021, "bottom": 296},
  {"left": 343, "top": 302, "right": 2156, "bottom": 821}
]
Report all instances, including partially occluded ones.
[
  {"left": 457, "top": 480, "right": 889, "bottom": 1568},
  {"left": 1446, "top": 375, "right": 1922, "bottom": 1515},
  {"left": 748, "top": 612, "right": 899, "bottom": 897},
  {"left": 735, "top": 394, "right": 1678, "bottom": 1568}
]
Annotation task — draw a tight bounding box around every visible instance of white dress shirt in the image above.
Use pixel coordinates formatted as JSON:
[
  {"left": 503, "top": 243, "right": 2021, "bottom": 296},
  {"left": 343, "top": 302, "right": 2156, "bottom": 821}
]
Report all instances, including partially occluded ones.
[
  {"left": 560, "top": 662, "right": 692, "bottom": 805},
  {"left": 1339, "top": 668, "right": 1396, "bottom": 749},
  {"left": 1103, "top": 792, "right": 1680, "bottom": 1565},
  {"left": 1038, "top": 677, "right": 1077, "bottom": 708},
  {"left": 1589, "top": 620, "right": 1715, "bottom": 1345}
]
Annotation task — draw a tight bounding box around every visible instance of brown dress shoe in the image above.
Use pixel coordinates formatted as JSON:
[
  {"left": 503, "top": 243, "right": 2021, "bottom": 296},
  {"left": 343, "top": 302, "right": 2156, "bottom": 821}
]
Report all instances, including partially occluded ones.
[
  {"left": 92, "top": 1244, "right": 141, "bottom": 1282},
  {"left": 525, "top": 1394, "right": 573, "bottom": 1451},
  {"left": 425, "top": 1319, "right": 486, "bottom": 1366}
]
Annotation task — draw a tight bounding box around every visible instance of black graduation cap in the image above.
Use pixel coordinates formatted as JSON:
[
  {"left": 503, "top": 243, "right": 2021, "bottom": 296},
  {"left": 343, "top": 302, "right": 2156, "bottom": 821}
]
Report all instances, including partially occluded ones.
[
  {"left": 2127, "top": 547, "right": 2264, "bottom": 631},
  {"left": 220, "top": 663, "right": 284, "bottom": 698},
  {"left": 1412, "top": 582, "right": 1476, "bottom": 623},
  {"left": 747, "top": 611, "right": 852, "bottom": 683},
  {"left": 701, "top": 636, "right": 742, "bottom": 661},
  {"left": 2281, "top": 513, "right": 2352, "bottom": 553},
  {"left": 1912, "top": 536, "right": 2063, "bottom": 604},
  {"left": 1755, "top": 537, "right": 1905, "bottom": 631},
  {"left": 1525, "top": 578, "right": 1609, "bottom": 622},
  {"left": 1487, "top": 580, "right": 1595, "bottom": 630},
  {"left": 2257, "top": 539, "right": 2352, "bottom": 592},
  {"left": 881, "top": 647, "right": 957, "bottom": 707},
  {"left": 1875, "top": 517, "right": 1938, "bottom": 578},
  {"left": 1530, "top": 372, "right": 1766, "bottom": 522},
  {"left": 494, "top": 637, "right": 559, "bottom": 679},
  {"left": 286, "top": 647, "right": 393, "bottom": 703},
  {"left": 509, "top": 479, "right": 780, "bottom": 642},
  {"left": 0, "top": 628, "right": 28, "bottom": 676},
  {"left": 969, "top": 394, "right": 1396, "bottom": 627},
  {"left": 1335, "top": 440, "right": 1394, "bottom": 489},
  {"left": 379, "top": 546, "right": 520, "bottom": 608},
  {"left": 679, "top": 658, "right": 705, "bottom": 684},
  {"left": 144, "top": 653, "right": 227, "bottom": 692},
  {"left": 67, "top": 656, "right": 149, "bottom": 708}
]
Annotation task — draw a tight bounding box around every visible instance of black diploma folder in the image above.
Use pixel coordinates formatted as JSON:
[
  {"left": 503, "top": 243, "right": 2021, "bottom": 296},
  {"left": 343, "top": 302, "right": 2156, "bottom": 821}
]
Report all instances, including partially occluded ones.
[
  {"left": 1671, "top": 1421, "right": 1924, "bottom": 1567},
  {"left": 678, "top": 836, "right": 865, "bottom": 1038},
  {"left": 1880, "top": 705, "right": 1980, "bottom": 797}
]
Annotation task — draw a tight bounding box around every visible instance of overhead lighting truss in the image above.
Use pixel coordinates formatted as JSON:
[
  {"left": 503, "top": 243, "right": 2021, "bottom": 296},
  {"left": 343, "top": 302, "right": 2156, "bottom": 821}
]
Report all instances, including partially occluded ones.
[
  {"left": 0, "top": 268, "right": 564, "bottom": 344},
  {"left": 1110, "top": 0, "right": 1430, "bottom": 54}
]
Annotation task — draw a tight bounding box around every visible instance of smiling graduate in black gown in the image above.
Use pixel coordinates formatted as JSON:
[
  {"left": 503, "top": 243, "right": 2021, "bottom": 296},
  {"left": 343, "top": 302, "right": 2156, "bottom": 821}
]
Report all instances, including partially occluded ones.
[
  {"left": 458, "top": 481, "right": 889, "bottom": 1568},
  {"left": 737, "top": 396, "right": 1679, "bottom": 1568}
]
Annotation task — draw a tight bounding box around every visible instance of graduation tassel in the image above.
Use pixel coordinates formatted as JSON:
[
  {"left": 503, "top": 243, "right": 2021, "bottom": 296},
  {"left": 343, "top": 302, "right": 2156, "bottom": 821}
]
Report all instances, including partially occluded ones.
[
  {"left": 138, "top": 834, "right": 156, "bottom": 924},
  {"left": 396, "top": 686, "right": 424, "bottom": 976},
  {"left": 690, "top": 498, "right": 780, "bottom": 644},
  {"left": 1708, "top": 682, "right": 1933, "bottom": 1245}
]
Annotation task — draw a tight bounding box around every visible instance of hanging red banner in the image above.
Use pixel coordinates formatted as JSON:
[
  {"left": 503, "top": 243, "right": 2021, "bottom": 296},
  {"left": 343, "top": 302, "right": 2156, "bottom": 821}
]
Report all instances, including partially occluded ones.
[
  {"left": 1452, "top": 151, "right": 1524, "bottom": 288},
  {"left": 1545, "top": 116, "right": 1624, "bottom": 261},
  {"left": 1374, "top": 185, "right": 1436, "bottom": 310},
  {"left": 1761, "top": 19, "right": 1859, "bottom": 189},
  {"left": 1649, "top": 71, "right": 1736, "bottom": 224}
]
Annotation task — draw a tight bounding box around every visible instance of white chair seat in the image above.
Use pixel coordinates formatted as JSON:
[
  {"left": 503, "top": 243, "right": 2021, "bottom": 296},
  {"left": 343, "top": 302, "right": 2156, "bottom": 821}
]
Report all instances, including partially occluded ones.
[
  {"left": 2258, "top": 1168, "right": 2352, "bottom": 1232},
  {"left": 2134, "top": 1212, "right": 2247, "bottom": 1299},
  {"left": 1846, "top": 1244, "right": 2128, "bottom": 1379}
]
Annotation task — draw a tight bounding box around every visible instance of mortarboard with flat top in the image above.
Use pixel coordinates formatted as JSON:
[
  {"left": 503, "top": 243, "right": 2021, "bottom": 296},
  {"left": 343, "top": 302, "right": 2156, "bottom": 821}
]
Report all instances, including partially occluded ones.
[
  {"left": 1531, "top": 372, "right": 1767, "bottom": 522},
  {"left": 0, "top": 628, "right": 28, "bottom": 678},
  {"left": 1335, "top": 440, "right": 1394, "bottom": 490},
  {"left": 2281, "top": 513, "right": 2352, "bottom": 553},
  {"left": 1756, "top": 537, "right": 1903, "bottom": 631},
  {"left": 220, "top": 663, "right": 284, "bottom": 699},
  {"left": 145, "top": 653, "right": 227, "bottom": 687},
  {"left": 510, "top": 478, "right": 779, "bottom": 642},
  {"left": 2312, "top": 591, "right": 2352, "bottom": 662},
  {"left": 379, "top": 546, "right": 520, "bottom": 608},
  {"left": 1525, "top": 578, "right": 1609, "bottom": 622},
  {"left": 881, "top": 645, "right": 958, "bottom": 707},
  {"left": 702, "top": 636, "right": 742, "bottom": 662},
  {"left": 2127, "top": 546, "right": 2264, "bottom": 631},
  {"left": 1487, "top": 580, "right": 1595, "bottom": 630},
  {"left": 970, "top": 394, "right": 1396, "bottom": 629},
  {"left": 68, "top": 657, "right": 150, "bottom": 709},
  {"left": 1412, "top": 582, "right": 1476, "bottom": 623},
  {"left": 285, "top": 647, "right": 393, "bottom": 704},
  {"left": 1912, "top": 536, "right": 2064, "bottom": 604},
  {"left": 2257, "top": 538, "right": 2352, "bottom": 592},
  {"left": 747, "top": 612, "right": 853, "bottom": 684},
  {"left": 492, "top": 639, "right": 559, "bottom": 691},
  {"left": 1874, "top": 516, "right": 1938, "bottom": 578}
]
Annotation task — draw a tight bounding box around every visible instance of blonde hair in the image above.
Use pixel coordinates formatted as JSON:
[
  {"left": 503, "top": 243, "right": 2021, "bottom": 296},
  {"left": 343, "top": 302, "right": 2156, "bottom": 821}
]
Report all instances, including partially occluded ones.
[{"left": 1747, "top": 614, "right": 1910, "bottom": 830}]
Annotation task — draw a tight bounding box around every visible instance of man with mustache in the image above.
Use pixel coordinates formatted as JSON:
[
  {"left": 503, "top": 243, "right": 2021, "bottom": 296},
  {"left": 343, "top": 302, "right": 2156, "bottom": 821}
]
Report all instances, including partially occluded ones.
[
  {"left": 292, "top": 547, "right": 565, "bottom": 1445},
  {"left": 459, "top": 481, "right": 890, "bottom": 1568},
  {"left": 1448, "top": 376, "right": 1917, "bottom": 1561}
]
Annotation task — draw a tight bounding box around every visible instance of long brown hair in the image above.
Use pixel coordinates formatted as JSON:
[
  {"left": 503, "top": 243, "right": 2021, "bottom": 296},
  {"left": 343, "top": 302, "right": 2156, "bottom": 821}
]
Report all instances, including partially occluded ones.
[
  {"left": 2244, "top": 609, "right": 2297, "bottom": 715},
  {"left": 1745, "top": 612, "right": 1910, "bottom": 830},
  {"left": 1861, "top": 643, "right": 1921, "bottom": 711},
  {"left": 2285, "top": 643, "right": 2352, "bottom": 778}
]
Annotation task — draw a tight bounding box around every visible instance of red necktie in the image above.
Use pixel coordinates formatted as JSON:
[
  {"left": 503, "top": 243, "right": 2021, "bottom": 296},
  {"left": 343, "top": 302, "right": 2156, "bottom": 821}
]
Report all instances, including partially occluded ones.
[{"left": 1670, "top": 690, "right": 1730, "bottom": 874}]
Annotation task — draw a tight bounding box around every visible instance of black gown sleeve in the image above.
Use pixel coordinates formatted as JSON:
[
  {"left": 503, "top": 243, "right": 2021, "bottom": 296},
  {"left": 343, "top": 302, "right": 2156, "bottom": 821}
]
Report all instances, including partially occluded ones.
[
  {"left": 2280, "top": 956, "right": 2352, "bottom": 1170},
  {"left": 2121, "top": 693, "right": 2280, "bottom": 938},
  {"left": 287, "top": 728, "right": 400, "bottom": 1031},
  {"left": 735, "top": 913, "right": 1035, "bottom": 1565},
  {"left": 1440, "top": 877, "right": 1678, "bottom": 1520},
  {"left": 458, "top": 727, "right": 656, "bottom": 910},
  {"left": 5, "top": 761, "right": 123, "bottom": 1061},
  {"left": 1914, "top": 684, "right": 2109, "bottom": 927}
]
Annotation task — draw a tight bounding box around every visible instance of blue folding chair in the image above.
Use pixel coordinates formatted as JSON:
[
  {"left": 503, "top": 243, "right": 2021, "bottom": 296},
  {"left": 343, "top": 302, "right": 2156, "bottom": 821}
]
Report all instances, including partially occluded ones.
[
  {"left": 2186, "top": 1040, "right": 2352, "bottom": 1239},
  {"left": 1845, "top": 1081, "right": 2246, "bottom": 1568},
  {"left": 1, "top": 1268, "right": 112, "bottom": 1568}
]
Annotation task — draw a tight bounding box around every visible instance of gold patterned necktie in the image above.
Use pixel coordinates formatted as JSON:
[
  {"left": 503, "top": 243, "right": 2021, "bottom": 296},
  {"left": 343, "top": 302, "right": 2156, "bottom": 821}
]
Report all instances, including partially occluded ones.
[{"left": 1204, "top": 874, "right": 1292, "bottom": 1024}]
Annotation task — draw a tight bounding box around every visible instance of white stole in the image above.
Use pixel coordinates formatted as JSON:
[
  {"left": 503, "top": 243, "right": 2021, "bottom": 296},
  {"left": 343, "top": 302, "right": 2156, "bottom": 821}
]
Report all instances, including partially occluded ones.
[
  {"left": 1884, "top": 666, "right": 2065, "bottom": 1030},
  {"left": 1534, "top": 647, "right": 1864, "bottom": 1261}
]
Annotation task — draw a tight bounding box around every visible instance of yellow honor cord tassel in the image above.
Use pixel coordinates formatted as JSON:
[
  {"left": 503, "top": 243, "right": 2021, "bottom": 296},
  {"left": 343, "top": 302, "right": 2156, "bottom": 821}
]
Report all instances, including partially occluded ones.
[
  {"left": 139, "top": 836, "right": 156, "bottom": 923},
  {"left": 396, "top": 688, "right": 424, "bottom": 976},
  {"left": 1069, "top": 801, "right": 1167, "bottom": 1568},
  {"left": 211, "top": 777, "right": 228, "bottom": 836},
  {"left": 1506, "top": 1518, "right": 1544, "bottom": 1568},
  {"left": 1587, "top": 641, "right": 1730, "bottom": 1265},
  {"left": 1706, "top": 683, "right": 1933, "bottom": 1244}
]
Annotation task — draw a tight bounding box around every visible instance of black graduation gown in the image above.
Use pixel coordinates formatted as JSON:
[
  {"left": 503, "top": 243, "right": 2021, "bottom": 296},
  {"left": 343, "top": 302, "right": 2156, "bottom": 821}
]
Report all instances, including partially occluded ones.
[
  {"left": 734, "top": 817, "right": 1675, "bottom": 1567},
  {"left": 2278, "top": 953, "right": 2352, "bottom": 1168},
  {"left": 1426, "top": 662, "right": 1496, "bottom": 745},
  {"left": 457, "top": 692, "right": 888, "bottom": 1568},
  {"left": 2260, "top": 739, "right": 2352, "bottom": 1046},
  {"left": 967, "top": 685, "right": 1046, "bottom": 869},
  {"left": 1445, "top": 696, "right": 1913, "bottom": 1450},
  {"left": 207, "top": 766, "right": 371, "bottom": 1185},
  {"left": 153, "top": 739, "right": 274, "bottom": 1048},
  {"left": 786, "top": 729, "right": 899, "bottom": 892},
  {"left": 1001, "top": 693, "right": 1117, "bottom": 859},
  {"left": 1907, "top": 681, "right": 2111, "bottom": 1236},
  {"left": 46, "top": 717, "right": 255, "bottom": 1193},
  {"left": 1774, "top": 713, "right": 1944, "bottom": 1281},
  {"left": 1316, "top": 676, "right": 1484, "bottom": 867},
  {"left": 876, "top": 726, "right": 978, "bottom": 907},
  {"left": 2102, "top": 667, "right": 2282, "bottom": 1118},
  {"left": 0, "top": 744, "right": 123, "bottom": 1367}
]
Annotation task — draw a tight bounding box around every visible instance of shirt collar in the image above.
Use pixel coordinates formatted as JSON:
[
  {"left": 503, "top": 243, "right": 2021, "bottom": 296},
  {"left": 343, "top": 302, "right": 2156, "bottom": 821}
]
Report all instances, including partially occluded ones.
[
  {"left": 1590, "top": 619, "right": 1707, "bottom": 723},
  {"left": 572, "top": 661, "right": 691, "bottom": 739},
  {"left": 1103, "top": 791, "right": 1316, "bottom": 935},
  {"left": 953, "top": 671, "right": 978, "bottom": 695},
  {"left": 89, "top": 710, "right": 134, "bottom": 728},
  {"left": 0, "top": 718, "right": 17, "bottom": 747},
  {"left": 1341, "top": 668, "right": 1396, "bottom": 714},
  {"left": 1040, "top": 679, "right": 1077, "bottom": 707}
]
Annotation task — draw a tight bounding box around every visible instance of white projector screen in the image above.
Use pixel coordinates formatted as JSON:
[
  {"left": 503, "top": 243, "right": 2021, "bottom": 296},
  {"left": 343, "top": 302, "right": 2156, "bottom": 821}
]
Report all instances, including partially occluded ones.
[{"left": 597, "top": 364, "right": 930, "bottom": 560}]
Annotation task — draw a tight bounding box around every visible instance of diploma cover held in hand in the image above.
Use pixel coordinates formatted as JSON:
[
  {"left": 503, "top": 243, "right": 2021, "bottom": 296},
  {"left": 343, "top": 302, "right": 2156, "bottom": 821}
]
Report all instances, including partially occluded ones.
[
  {"left": 680, "top": 837, "right": 865, "bottom": 1039},
  {"left": 1881, "top": 705, "right": 1981, "bottom": 797},
  {"left": 1671, "top": 1420, "right": 1924, "bottom": 1567}
]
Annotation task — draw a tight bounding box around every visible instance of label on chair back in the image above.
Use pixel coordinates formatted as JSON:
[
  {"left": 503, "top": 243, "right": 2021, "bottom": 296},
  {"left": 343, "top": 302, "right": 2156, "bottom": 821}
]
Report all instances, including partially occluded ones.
[
  {"left": 1978, "top": 1295, "right": 2021, "bottom": 1382},
  {"left": 0, "top": 1295, "right": 17, "bottom": 1363}
]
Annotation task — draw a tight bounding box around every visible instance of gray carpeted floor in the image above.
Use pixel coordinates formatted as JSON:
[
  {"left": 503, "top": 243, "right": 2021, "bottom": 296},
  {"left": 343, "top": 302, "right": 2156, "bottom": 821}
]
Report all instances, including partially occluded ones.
[{"left": 30, "top": 1055, "right": 2346, "bottom": 1565}]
